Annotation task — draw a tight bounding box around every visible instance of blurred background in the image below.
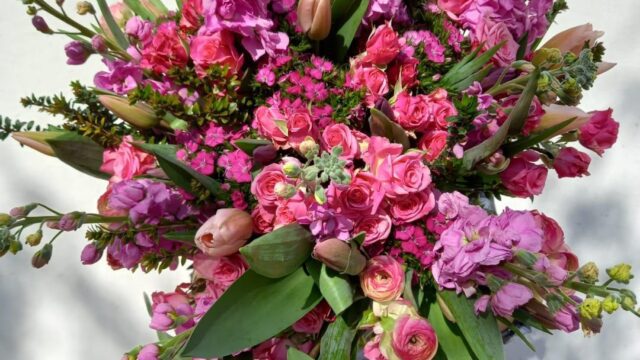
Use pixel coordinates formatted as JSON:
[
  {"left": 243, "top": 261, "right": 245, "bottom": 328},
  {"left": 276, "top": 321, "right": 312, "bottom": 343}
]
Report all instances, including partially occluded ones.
[{"left": 1, "top": 1, "right": 639, "bottom": 359}]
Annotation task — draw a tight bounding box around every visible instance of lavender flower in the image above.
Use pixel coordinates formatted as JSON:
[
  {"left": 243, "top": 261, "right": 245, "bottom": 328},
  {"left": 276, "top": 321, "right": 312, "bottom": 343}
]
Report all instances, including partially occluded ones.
[{"left": 64, "top": 41, "right": 92, "bottom": 65}]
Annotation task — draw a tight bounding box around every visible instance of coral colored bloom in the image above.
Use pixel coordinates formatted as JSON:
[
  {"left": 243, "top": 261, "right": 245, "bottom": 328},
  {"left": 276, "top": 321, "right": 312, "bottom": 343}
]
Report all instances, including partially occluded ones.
[
  {"left": 363, "top": 23, "right": 401, "bottom": 65},
  {"left": 190, "top": 31, "right": 244, "bottom": 77},
  {"left": 360, "top": 255, "right": 404, "bottom": 302},
  {"left": 101, "top": 135, "right": 156, "bottom": 183},
  {"left": 195, "top": 208, "right": 254, "bottom": 258}
]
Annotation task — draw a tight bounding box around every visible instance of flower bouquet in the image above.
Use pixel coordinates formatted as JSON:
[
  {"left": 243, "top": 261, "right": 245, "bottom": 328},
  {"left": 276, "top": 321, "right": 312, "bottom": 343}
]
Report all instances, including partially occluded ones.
[{"left": 1, "top": 0, "right": 638, "bottom": 359}]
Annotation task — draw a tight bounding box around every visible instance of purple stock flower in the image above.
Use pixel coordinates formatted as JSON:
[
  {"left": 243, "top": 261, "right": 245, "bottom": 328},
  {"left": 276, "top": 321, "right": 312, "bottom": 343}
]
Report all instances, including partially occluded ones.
[
  {"left": 94, "top": 59, "right": 143, "bottom": 94},
  {"left": 490, "top": 208, "right": 544, "bottom": 252},
  {"left": 137, "top": 344, "right": 160, "bottom": 360},
  {"left": 125, "top": 16, "right": 153, "bottom": 45},
  {"left": 80, "top": 243, "right": 102, "bottom": 265},
  {"left": 364, "top": 0, "right": 410, "bottom": 25},
  {"left": 553, "top": 304, "right": 580, "bottom": 333},
  {"left": 58, "top": 212, "right": 83, "bottom": 231},
  {"left": 64, "top": 41, "right": 92, "bottom": 65},
  {"left": 107, "top": 238, "right": 142, "bottom": 269},
  {"left": 32, "top": 16, "right": 52, "bottom": 34},
  {"left": 109, "top": 180, "right": 148, "bottom": 210},
  {"left": 302, "top": 204, "right": 354, "bottom": 241},
  {"left": 491, "top": 282, "right": 533, "bottom": 317},
  {"left": 149, "top": 303, "right": 174, "bottom": 331},
  {"left": 91, "top": 35, "right": 107, "bottom": 53}
]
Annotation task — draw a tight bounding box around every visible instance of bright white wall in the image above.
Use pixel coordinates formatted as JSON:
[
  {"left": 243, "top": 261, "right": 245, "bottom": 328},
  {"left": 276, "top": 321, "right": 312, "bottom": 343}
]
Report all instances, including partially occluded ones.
[{"left": 0, "top": 1, "right": 639, "bottom": 359}]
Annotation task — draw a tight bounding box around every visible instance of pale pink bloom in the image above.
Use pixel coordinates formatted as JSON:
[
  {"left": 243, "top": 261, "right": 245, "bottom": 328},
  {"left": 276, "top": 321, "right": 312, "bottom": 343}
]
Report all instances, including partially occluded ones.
[
  {"left": 360, "top": 255, "right": 405, "bottom": 302},
  {"left": 542, "top": 23, "right": 604, "bottom": 55},
  {"left": 100, "top": 135, "right": 156, "bottom": 183},
  {"left": 195, "top": 208, "right": 254, "bottom": 258}
]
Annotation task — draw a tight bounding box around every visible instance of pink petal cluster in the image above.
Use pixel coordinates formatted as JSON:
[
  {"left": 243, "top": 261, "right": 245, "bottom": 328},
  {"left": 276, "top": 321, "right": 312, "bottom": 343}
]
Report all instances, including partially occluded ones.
[{"left": 101, "top": 135, "right": 156, "bottom": 183}]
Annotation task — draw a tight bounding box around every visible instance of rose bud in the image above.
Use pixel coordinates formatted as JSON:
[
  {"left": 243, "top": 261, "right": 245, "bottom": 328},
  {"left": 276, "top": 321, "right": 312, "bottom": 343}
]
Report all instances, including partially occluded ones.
[
  {"left": 195, "top": 208, "right": 254, "bottom": 258},
  {"left": 578, "top": 109, "right": 619, "bottom": 156},
  {"left": 553, "top": 147, "right": 591, "bottom": 178},
  {"left": 297, "top": 0, "right": 332, "bottom": 41},
  {"left": 252, "top": 144, "right": 278, "bottom": 165},
  {"left": 312, "top": 238, "right": 367, "bottom": 275},
  {"left": 32, "top": 15, "right": 52, "bottom": 34},
  {"left": 542, "top": 23, "right": 604, "bottom": 56},
  {"left": 99, "top": 95, "right": 160, "bottom": 129},
  {"left": 360, "top": 255, "right": 405, "bottom": 303},
  {"left": 11, "top": 131, "right": 62, "bottom": 157},
  {"left": 384, "top": 315, "right": 438, "bottom": 360}
]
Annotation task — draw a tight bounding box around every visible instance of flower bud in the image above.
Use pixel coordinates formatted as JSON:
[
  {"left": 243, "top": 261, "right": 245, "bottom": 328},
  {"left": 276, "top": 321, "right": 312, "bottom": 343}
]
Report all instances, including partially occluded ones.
[
  {"left": 512, "top": 60, "right": 535, "bottom": 72},
  {"left": 195, "top": 208, "right": 253, "bottom": 258},
  {"left": 605, "top": 263, "right": 632, "bottom": 284},
  {"left": 81, "top": 243, "right": 102, "bottom": 265},
  {"left": 31, "top": 243, "right": 53, "bottom": 269},
  {"left": 92, "top": 35, "right": 108, "bottom": 53},
  {"left": 59, "top": 212, "right": 85, "bottom": 232},
  {"left": 542, "top": 23, "right": 604, "bottom": 56},
  {"left": 578, "top": 298, "right": 602, "bottom": 320},
  {"left": 602, "top": 296, "right": 619, "bottom": 314},
  {"left": 532, "top": 48, "right": 563, "bottom": 67},
  {"left": 10, "top": 203, "right": 37, "bottom": 219},
  {"left": 26, "top": 230, "right": 43, "bottom": 246},
  {"left": 621, "top": 295, "right": 637, "bottom": 311},
  {"left": 299, "top": 137, "right": 319, "bottom": 159},
  {"left": 274, "top": 182, "right": 296, "bottom": 199},
  {"left": 76, "top": 1, "right": 95, "bottom": 15},
  {"left": 32, "top": 15, "right": 53, "bottom": 34},
  {"left": 535, "top": 105, "right": 592, "bottom": 137},
  {"left": 64, "top": 40, "right": 92, "bottom": 65},
  {"left": 11, "top": 131, "right": 63, "bottom": 156},
  {"left": 99, "top": 95, "right": 160, "bottom": 129},
  {"left": 252, "top": 144, "right": 278, "bottom": 165},
  {"left": 0, "top": 213, "right": 12, "bottom": 226},
  {"left": 9, "top": 238, "right": 23, "bottom": 255},
  {"left": 282, "top": 162, "right": 302, "bottom": 178},
  {"left": 313, "top": 238, "right": 367, "bottom": 275},
  {"left": 56, "top": 0, "right": 65, "bottom": 5},
  {"left": 297, "top": 0, "right": 332, "bottom": 41},
  {"left": 579, "top": 262, "right": 599, "bottom": 283}
]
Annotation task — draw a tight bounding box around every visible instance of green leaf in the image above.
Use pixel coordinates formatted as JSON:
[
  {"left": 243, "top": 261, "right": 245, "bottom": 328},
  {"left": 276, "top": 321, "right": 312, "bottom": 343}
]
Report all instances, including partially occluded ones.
[
  {"left": 287, "top": 347, "right": 313, "bottom": 360},
  {"left": 438, "top": 291, "right": 505, "bottom": 360},
  {"left": 234, "top": 138, "right": 273, "bottom": 155},
  {"left": 274, "top": 119, "right": 289, "bottom": 136},
  {"left": 333, "top": 0, "right": 370, "bottom": 62},
  {"left": 403, "top": 269, "right": 418, "bottom": 309},
  {"left": 498, "top": 317, "right": 536, "bottom": 352},
  {"left": 427, "top": 298, "right": 474, "bottom": 360},
  {"left": 123, "top": 0, "right": 156, "bottom": 20},
  {"left": 182, "top": 268, "right": 322, "bottom": 358},
  {"left": 147, "top": 0, "right": 169, "bottom": 12},
  {"left": 318, "top": 314, "right": 358, "bottom": 360},
  {"left": 307, "top": 261, "right": 355, "bottom": 315},
  {"left": 240, "top": 223, "right": 314, "bottom": 278},
  {"left": 512, "top": 309, "right": 552, "bottom": 334},
  {"left": 162, "top": 230, "right": 196, "bottom": 245},
  {"left": 369, "top": 108, "right": 410, "bottom": 150},
  {"left": 441, "top": 42, "right": 504, "bottom": 89},
  {"left": 135, "top": 143, "right": 222, "bottom": 196},
  {"left": 96, "top": 0, "right": 129, "bottom": 49},
  {"left": 45, "top": 132, "right": 110, "bottom": 180},
  {"left": 507, "top": 70, "right": 541, "bottom": 135},
  {"left": 503, "top": 118, "right": 575, "bottom": 157}
]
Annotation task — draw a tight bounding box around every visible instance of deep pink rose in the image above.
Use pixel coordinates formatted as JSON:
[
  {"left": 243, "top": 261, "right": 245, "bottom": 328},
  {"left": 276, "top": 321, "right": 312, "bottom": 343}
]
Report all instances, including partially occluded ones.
[
  {"left": 193, "top": 253, "right": 247, "bottom": 297},
  {"left": 427, "top": 88, "right": 457, "bottom": 130},
  {"left": 287, "top": 109, "right": 314, "bottom": 146},
  {"left": 388, "top": 56, "right": 419, "bottom": 88},
  {"left": 351, "top": 62, "right": 389, "bottom": 104},
  {"left": 322, "top": 123, "right": 360, "bottom": 160},
  {"left": 499, "top": 156, "right": 548, "bottom": 198},
  {"left": 339, "top": 172, "right": 379, "bottom": 214},
  {"left": 389, "top": 151, "right": 432, "bottom": 196},
  {"left": 253, "top": 105, "right": 288, "bottom": 148},
  {"left": 354, "top": 211, "right": 392, "bottom": 246},
  {"left": 252, "top": 205, "right": 275, "bottom": 234},
  {"left": 389, "top": 189, "right": 435, "bottom": 225},
  {"left": 180, "top": 0, "right": 203, "bottom": 31},
  {"left": 364, "top": 23, "right": 401, "bottom": 65},
  {"left": 292, "top": 301, "right": 331, "bottom": 334},
  {"left": 391, "top": 315, "right": 438, "bottom": 360},
  {"left": 251, "top": 164, "right": 288, "bottom": 209},
  {"left": 553, "top": 147, "right": 591, "bottom": 178},
  {"left": 100, "top": 135, "right": 156, "bottom": 183},
  {"left": 437, "top": 0, "right": 473, "bottom": 16},
  {"left": 393, "top": 92, "right": 432, "bottom": 131},
  {"left": 418, "top": 130, "right": 448, "bottom": 162},
  {"left": 579, "top": 109, "right": 619, "bottom": 155},
  {"left": 474, "top": 19, "right": 519, "bottom": 67},
  {"left": 360, "top": 255, "right": 404, "bottom": 302},
  {"left": 190, "top": 31, "right": 244, "bottom": 78},
  {"left": 140, "top": 22, "right": 188, "bottom": 74}
]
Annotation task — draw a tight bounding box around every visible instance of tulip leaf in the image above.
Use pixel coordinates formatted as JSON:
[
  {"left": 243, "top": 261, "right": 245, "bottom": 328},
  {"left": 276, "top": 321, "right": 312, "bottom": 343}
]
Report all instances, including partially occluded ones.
[
  {"left": 307, "top": 261, "right": 355, "bottom": 315},
  {"left": 438, "top": 290, "right": 504, "bottom": 360},
  {"left": 333, "top": 0, "right": 370, "bottom": 62},
  {"left": 123, "top": 0, "right": 156, "bottom": 20},
  {"left": 96, "top": 0, "right": 129, "bottom": 49},
  {"left": 318, "top": 313, "right": 358, "bottom": 360},
  {"left": 45, "top": 132, "right": 110, "bottom": 180},
  {"left": 427, "top": 298, "right": 475, "bottom": 360},
  {"left": 240, "top": 224, "right": 314, "bottom": 278},
  {"left": 134, "top": 143, "right": 222, "bottom": 196},
  {"left": 287, "top": 347, "right": 314, "bottom": 360},
  {"left": 234, "top": 138, "right": 273, "bottom": 155},
  {"left": 502, "top": 118, "right": 575, "bottom": 157},
  {"left": 182, "top": 268, "right": 322, "bottom": 358},
  {"left": 497, "top": 317, "right": 536, "bottom": 352},
  {"left": 507, "top": 69, "right": 541, "bottom": 135},
  {"left": 369, "top": 108, "right": 410, "bottom": 150}
]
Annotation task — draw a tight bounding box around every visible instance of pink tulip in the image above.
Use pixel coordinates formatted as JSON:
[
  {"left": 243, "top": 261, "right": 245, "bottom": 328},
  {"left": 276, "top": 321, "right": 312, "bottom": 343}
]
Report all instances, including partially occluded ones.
[{"left": 195, "top": 208, "right": 254, "bottom": 258}]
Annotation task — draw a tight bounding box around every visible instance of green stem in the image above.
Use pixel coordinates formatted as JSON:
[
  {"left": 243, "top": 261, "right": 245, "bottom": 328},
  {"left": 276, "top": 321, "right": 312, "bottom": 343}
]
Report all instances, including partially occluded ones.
[
  {"left": 10, "top": 214, "right": 128, "bottom": 229},
  {"left": 36, "top": 203, "right": 62, "bottom": 215},
  {"left": 48, "top": 230, "right": 64, "bottom": 244},
  {"left": 33, "top": 0, "right": 95, "bottom": 38},
  {"left": 564, "top": 281, "right": 611, "bottom": 298}
]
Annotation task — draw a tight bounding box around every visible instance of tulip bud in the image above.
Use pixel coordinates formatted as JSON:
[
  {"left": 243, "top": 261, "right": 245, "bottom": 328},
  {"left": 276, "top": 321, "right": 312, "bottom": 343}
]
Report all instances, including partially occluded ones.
[
  {"left": 0, "top": 213, "right": 12, "bottom": 226},
  {"left": 11, "top": 131, "right": 64, "bottom": 156},
  {"left": 32, "top": 15, "right": 53, "bottom": 34},
  {"left": 534, "top": 105, "right": 592, "bottom": 137},
  {"left": 99, "top": 95, "right": 160, "bottom": 129},
  {"left": 297, "top": 0, "right": 332, "bottom": 41},
  {"left": 313, "top": 238, "right": 366, "bottom": 275},
  {"left": 274, "top": 182, "right": 297, "bottom": 199},
  {"left": 32, "top": 243, "right": 53, "bottom": 268},
  {"left": 542, "top": 23, "right": 604, "bottom": 56},
  {"left": 26, "top": 230, "right": 43, "bottom": 246},
  {"left": 76, "top": 1, "right": 95, "bottom": 15},
  {"left": 195, "top": 208, "right": 253, "bottom": 258},
  {"left": 579, "top": 261, "right": 600, "bottom": 283},
  {"left": 606, "top": 263, "right": 633, "bottom": 284},
  {"left": 252, "top": 144, "right": 278, "bottom": 165}
]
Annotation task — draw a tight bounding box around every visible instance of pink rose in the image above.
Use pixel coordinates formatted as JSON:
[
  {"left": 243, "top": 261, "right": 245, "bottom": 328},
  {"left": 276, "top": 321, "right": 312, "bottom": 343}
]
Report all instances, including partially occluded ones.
[
  {"left": 393, "top": 92, "right": 432, "bottom": 131},
  {"left": 351, "top": 62, "right": 389, "bottom": 104},
  {"left": 274, "top": 193, "right": 309, "bottom": 228},
  {"left": 428, "top": 88, "right": 457, "bottom": 130},
  {"left": 252, "top": 205, "right": 275, "bottom": 234},
  {"left": 499, "top": 155, "right": 548, "bottom": 198},
  {"left": 287, "top": 109, "right": 314, "bottom": 147},
  {"left": 474, "top": 20, "right": 519, "bottom": 67},
  {"left": 437, "top": 0, "right": 473, "bottom": 17},
  {"left": 252, "top": 106, "right": 288, "bottom": 148},
  {"left": 140, "top": 22, "right": 188, "bottom": 74},
  {"left": 388, "top": 56, "right": 419, "bottom": 89},
  {"left": 195, "top": 208, "right": 254, "bottom": 258},
  {"left": 338, "top": 172, "right": 379, "bottom": 214},
  {"left": 322, "top": 123, "right": 360, "bottom": 160},
  {"left": 389, "top": 189, "right": 436, "bottom": 225},
  {"left": 363, "top": 23, "right": 401, "bottom": 65},
  {"left": 363, "top": 136, "right": 403, "bottom": 176},
  {"left": 193, "top": 253, "right": 247, "bottom": 296},
  {"left": 390, "top": 315, "right": 438, "bottom": 360},
  {"left": 533, "top": 211, "right": 579, "bottom": 272},
  {"left": 553, "top": 147, "right": 591, "bottom": 178},
  {"left": 418, "top": 130, "right": 448, "bottom": 162},
  {"left": 360, "top": 255, "right": 405, "bottom": 302},
  {"left": 579, "top": 109, "right": 619, "bottom": 155},
  {"left": 190, "top": 31, "right": 244, "bottom": 78},
  {"left": 389, "top": 152, "right": 432, "bottom": 196},
  {"left": 292, "top": 301, "right": 331, "bottom": 334},
  {"left": 100, "top": 135, "right": 156, "bottom": 183},
  {"left": 354, "top": 212, "right": 392, "bottom": 246},
  {"left": 251, "top": 163, "right": 288, "bottom": 208}
]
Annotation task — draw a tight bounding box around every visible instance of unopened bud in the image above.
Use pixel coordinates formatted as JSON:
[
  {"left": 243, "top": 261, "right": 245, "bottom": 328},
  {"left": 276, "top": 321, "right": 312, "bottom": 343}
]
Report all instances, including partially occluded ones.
[
  {"left": 578, "top": 298, "right": 602, "bottom": 320},
  {"left": 532, "top": 48, "right": 563, "bottom": 67},
  {"left": 76, "top": 1, "right": 95, "bottom": 15},
  {"left": 9, "top": 238, "right": 23, "bottom": 255},
  {"left": 606, "top": 263, "right": 633, "bottom": 284},
  {"left": 56, "top": 0, "right": 65, "bottom": 5},
  {"left": 313, "top": 238, "right": 366, "bottom": 275},
  {"left": 512, "top": 60, "right": 535, "bottom": 72},
  {"left": 602, "top": 296, "right": 619, "bottom": 314},
  {"left": 274, "top": 182, "right": 296, "bottom": 199},
  {"left": 31, "top": 243, "right": 53, "bottom": 269},
  {"left": 26, "top": 230, "right": 43, "bottom": 246},
  {"left": 0, "top": 213, "right": 12, "bottom": 226},
  {"left": 92, "top": 35, "right": 108, "bottom": 53},
  {"left": 297, "top": 0, "right": 332, "bottom": 41},
  {"left": 32, "top": 15, "right": 53, "bottom": 34},
  {"left": 621, "top": 296, "right": 637, "bottom": 311},
  {"left": 99, "top": 95, "right": 159, "bottom": 129},
  {"left": 282, "top": 162, "right": 302, "bottom": 178},
  {"left": 579, "top": 262, "right": 599, "bottom": 283},
  {"left": 10, "top": 203, "right": 37, "bottom": 219},
  {"left": 11, "top": 131, "right": 63, "bottom": 156},
  {"left": 299, "top": 137, "right": 319, "bottom": 159},
  {"left": 252, "top": 144, "right": 277, "bottom": 165}
]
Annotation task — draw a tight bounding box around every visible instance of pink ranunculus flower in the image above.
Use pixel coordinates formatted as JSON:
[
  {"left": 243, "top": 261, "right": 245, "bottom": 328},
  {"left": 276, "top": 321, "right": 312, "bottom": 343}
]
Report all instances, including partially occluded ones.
[
  {"left": 474, "top": 19, "right": 519, "bottom": 67},
  {"left": 253, "top": 105, "right": 289, "bottom": 148},
  {"left": 419, "top": 130, "right": 448, "bottom": 162},
  {"left": 140, "top": 22, "right": 188, "bottom": 74},
  {"left": 389, "top": 315, "right": 438, "bottom": 360},
  {"left": 553, "top": 147, "right": 591, "bottom": 178},
  {"left": 251, "top": 163, "right": 288, "bottom": 209},
  {"left": 292, "top": 301, "right": 331, "bottom": 334},
  {"left": 195, "top": 208, "right": 254, "bottom": 258},
  {"left": 354, "top": 211, "right": 393, "bottom": 246},
  {"left": 193, "top": 253, "right": 247, "bottom": 296},
  {"left": 363, "top": 23, "right": 401, "bottom": 66},
  {"left": 578, "top": 109, "right": 619, "bottom": 156},
  {"left": 322, "top": 123, "right": 360, "bottom": 160},
  {"left": 360, "top": 255, "right": 405, "bottom": 302},
  {"left": 389, "top": 151, "right": 432, "bottom": 196},
  {"left": 190, "top": 31, "right": 244, "bottom": 78},
  {"left": 363, "top": 335, "right": 385, "bottom": 360},
  {"left": 389, "top": 189, "right": 436, "bottom": 225},
  {"left": 499, "top": 154, "right": 548, "bottom": 198},
  {"left": 100, "top": 135, "right": 156, "bottom": 183}
]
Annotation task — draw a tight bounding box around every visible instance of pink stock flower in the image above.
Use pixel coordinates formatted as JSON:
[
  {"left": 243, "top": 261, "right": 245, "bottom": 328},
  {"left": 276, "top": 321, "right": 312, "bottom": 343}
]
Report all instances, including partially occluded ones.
[
  {"left": 500, "top": 155, "right": 548, "bottom": 198},
  {"left": 100, "top": 135, "right": 156, "bottom": 183},
  {"left": 150, "top": 291, "right": 194, "bottom": 332},
  {"left": 418, "top": 130, "right": 448, "bottom": 162},
  {"left": 137, "top": 344, "right": 160, "bottom": 360},
  {"left": 363, "top": 23, "right": 401, "bottom": 66},
  {"left": 218, "top": 149, "right": 253, "bottom": 183},
  {"left": 390, "top": 315, "right": 438, "bottom": 360},
  {"left": 389, "top": 189, "right": 436, "bottom": 225},
  {"left": 533, "top": 211, "right": 579, "bottom": 272},
  {"left": 360, "top": 255, "right": 405, "bottom": 302},
  {"left": 193, "top": 253, "right": 248, "bottom": 296},
  {"left": 578, "top": 109, "right": 619, "bottom": 156},
  {"left": 437, "top": 0, "right": 473, "bottom": 17},
  {"left": 195, "top": 208, "right": 254, "bottom": 258},
  {"left": 533, "top": 255, "right": 568, "bottom": 286},
  {"left": 190, "top": 31, "right": 244, "bottom": 78},
  {"left": 553, "top": 147, "right": 591, "bottom": 178},
  {"left": 474, "top": 19, "right": 519, "bottom": 67},
  {"left": 322, "top": 123, "right": 360, "bottom": 160},
  {"left": 354, "top": 212, "right": 393, "bottom": 246},
  {"left": 490, "top": 282, "right": 533, "bottom": 317},
  {"left": 292, "top": 301, "right": 331, "bottom": 334},
  {"left": 553, "top": 304, "right": 580, "bottom": 333},
  {"left": 140, "top": 22, "right": 188, "bottom": 74}
]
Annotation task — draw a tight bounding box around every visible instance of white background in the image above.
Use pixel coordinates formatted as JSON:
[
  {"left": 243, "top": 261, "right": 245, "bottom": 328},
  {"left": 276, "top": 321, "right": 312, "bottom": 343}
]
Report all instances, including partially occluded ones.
[{"left": 1, "top": 1, "right": 639, "bottom": 359}]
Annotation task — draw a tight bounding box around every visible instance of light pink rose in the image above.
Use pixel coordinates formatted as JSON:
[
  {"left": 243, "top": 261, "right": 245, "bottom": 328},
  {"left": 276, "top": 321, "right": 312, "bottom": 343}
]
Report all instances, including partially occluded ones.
[
  {"left": 190, "top": 31, "right": 244, "bottom": 78},
  {"left": 253, "top": 106, "right": 288, "bottom": 148},
  {"left": 578, "top": 109, "right": 619, "bottom": 156},
  {"left": 437, "top": 0, "right": 473, "bottom": 17},
  {"left": 389, "top": 151, "right": 432, "bottom": 196},
  {"left": 553, "top": 147, "right": 591, "bottom": 178},
  {"left": 474, "top": 19, "right": 519, "bottom": 67},
  {"left": 389, "top": 189, "right": 436, "bottom": 225},
  {"left": 292, "top": 301, "right": 331, "bottom": 334},
  {"left": 251, "top": 164, "right": 288, "bottom": 209},
  {"left": 195, "top": 208, "right": 254, "bottom": 258},
  {"left": 322, "top": 123, "right": 360, "bottom": 160},
  {"left": 390, "top": 315, "right": 438, "bottom": 360},
  {"left": 427, "top": 88, "right": 457, "bottom": 130},
  {"left": 287, "top": 109, "right": 314, "bottom": 146},
  {"left": 360, "top": 255, "right": 405, "bottom": 302},
  {"left": 100, "top": 135, "right": 156, "bottom": 183},
  {"left": 363, "top": 136, "right": 404, "bottom": 176},
  {"left": 193, "top": 253, "right": 247, "bottom": 296},
  {"left": 499, "top": 155, "right": 548, "bottom": 198},
  {"left": 363, "top": 23, "right": 401, "bottom": 65},
  {"left": 418, "top": 130, "right": 448, "bottom": 162},
  {"left": 252, "top": 205, "right": 275, "bottom": 234},
  {"left": 354, "top": 212, "right": 392, "bottom": 246}
]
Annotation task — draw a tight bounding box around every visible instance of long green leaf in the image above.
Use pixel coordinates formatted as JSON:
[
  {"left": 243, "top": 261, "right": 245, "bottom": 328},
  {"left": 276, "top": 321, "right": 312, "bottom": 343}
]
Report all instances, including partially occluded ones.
[
  {"left": 123, "top": 0, "right": 156, "bottom": 20},
  {"left": 438, "top": 291, "right": 505, "bottom": 360},
  {"left": 503, "top": 118, "right": 575, "bottom": 157},
  {"left": 287, "top": 347, "right": 314, "bottom": 360},
  {"left": 333, "top": 0, "right": 370, "bottom": 62},
  {"left": 498, "top": 317, "right": 536, "bottom": 352},
  {"left": 507, "top": 70, "right": 541, "bottom": 135},
  {"left": 427, "top": 299, "right": 474, "bottom": 360},
  {"left": 135, "top": 143, "right": 222, "bottom": 196},
  {"left": 46, "top": 132, "right": 110, "bottom": 180},
  {"left": 96, "top": 0, "right": 129, "bottom": 49},
  {"left": 234, "top": 138, "right": 273, "bottom": 155},
  {"left": 369, "top": 108, "right": 410, "bottom": 150},
  {"left": 182, "top": 268, "right": 322, "bottom": 358},
  {"left": 307, "top": 261, "right": 355, "bottom": 315},
  {"left": 319, "top": 314, "right": 358, "bottom": 360},
  {"left": 441, "top": 42, "right": 504, "bottom": 89},
  {"left": 162, "top": 230, "right": 196, "bottom": 245},
  {"left": 147, "top": 0, "right": 169, "bottom": 12}
]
